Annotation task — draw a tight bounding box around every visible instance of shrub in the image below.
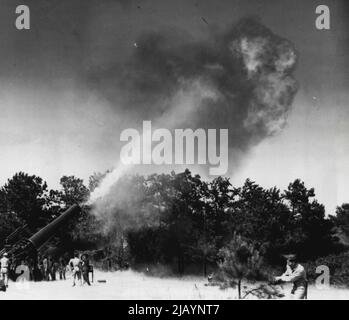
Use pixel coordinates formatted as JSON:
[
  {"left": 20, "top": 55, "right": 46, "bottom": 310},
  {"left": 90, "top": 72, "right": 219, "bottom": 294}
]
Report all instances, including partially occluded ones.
[{"left": 217, "top": 234, "right": 267, "bottom": 298}]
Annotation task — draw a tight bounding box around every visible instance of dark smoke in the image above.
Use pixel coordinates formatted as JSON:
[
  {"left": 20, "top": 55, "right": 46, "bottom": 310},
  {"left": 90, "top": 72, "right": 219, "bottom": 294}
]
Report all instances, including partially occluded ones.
[{"left": 86, "top": 17, "right": 298, "bottom": 157}]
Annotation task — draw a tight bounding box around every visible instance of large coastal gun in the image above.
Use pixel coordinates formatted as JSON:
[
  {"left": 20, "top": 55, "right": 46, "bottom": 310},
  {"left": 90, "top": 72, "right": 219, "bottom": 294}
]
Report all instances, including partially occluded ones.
[{"left": 1, "top": 204, "right": 80, "bottom": 276}]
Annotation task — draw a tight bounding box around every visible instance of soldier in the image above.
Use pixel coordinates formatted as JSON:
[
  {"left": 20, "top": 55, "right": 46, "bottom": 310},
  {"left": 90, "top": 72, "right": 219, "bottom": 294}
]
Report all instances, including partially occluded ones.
[
  {"left": 81, "top": 254, "right": 91, "bottom": 286},
  {"left": 274, "top": 254, "right": 308, "bottom": 299},
  {"left": 0, "top": 253, "right": 10, "bottom": 287},
  {"left": 58, "top": 257, "right": 66, "bottom": 280},
  {"left": 50, "top": 258, "right": 58, "bottom": 281},
  {"left": 69, "top": 252, "right": 82, "bottom": 287},
  {"left": 42, "top": 256, "right": 49, "bottom": 281}
]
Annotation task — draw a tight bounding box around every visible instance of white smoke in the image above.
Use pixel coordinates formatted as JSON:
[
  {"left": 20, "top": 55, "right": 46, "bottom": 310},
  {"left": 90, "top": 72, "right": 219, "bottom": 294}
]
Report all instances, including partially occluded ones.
[
  {"left": 86, "top": 18, "right": 298, "bottom": 228},
  {"left": 87, "top": 80, "right": 217, "bottom": 209}
]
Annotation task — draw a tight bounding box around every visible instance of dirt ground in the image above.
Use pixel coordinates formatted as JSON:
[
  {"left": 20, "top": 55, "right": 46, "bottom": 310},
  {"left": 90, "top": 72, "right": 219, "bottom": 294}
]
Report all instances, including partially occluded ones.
[{"left": 1, "top": 269, "right": 348, "bottom": 300}]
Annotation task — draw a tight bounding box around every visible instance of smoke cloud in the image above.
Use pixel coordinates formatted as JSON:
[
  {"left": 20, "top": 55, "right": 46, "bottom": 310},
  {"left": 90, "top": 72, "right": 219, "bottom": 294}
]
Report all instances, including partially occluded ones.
[
  {"left": 87, "top": 17, "right": 298, "bottom": 213},
  {"left": 86, "top": 17, "right": 298, "bottom": 151}
]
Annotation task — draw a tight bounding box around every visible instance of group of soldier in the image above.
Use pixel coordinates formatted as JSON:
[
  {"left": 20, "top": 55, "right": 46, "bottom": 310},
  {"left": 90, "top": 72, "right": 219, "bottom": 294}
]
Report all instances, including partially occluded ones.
[
  {"left": 2, "top": 250, "right": 307, "bottom": 298},
  {"left": 68, "top": 251, "right": 92, "bottom": 287},
  {"left": 0, "top": 251, "right": 92, "bottom": 288},
  {"left": 37, "top": 255, "right": 67, "bottom": 281}
]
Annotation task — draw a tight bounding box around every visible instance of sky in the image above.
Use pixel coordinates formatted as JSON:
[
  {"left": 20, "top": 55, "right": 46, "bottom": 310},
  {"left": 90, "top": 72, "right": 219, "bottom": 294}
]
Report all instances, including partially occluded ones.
[{"left": 0, "top": 0, "right": 348, "bottom": 215}]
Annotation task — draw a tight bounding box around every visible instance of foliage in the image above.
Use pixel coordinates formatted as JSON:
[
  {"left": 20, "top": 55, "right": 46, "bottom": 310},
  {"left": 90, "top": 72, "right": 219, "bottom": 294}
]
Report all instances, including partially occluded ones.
[
  {"left": 0, "top": 172, "right": 50, "bottom": 227},
  {"left": 217, "top": 234, "right": 266, "bottom": 298},
  {"left": 0, "top": 170, "right": 345, "bottom": 283},
  {"left": 330, "top": 203, "right": 349, "bottom": 245}
]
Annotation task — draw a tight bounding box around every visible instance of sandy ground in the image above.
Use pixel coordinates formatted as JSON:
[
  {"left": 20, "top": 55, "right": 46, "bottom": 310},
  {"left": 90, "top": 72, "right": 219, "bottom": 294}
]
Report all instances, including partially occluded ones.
[{"left": 1, "top": 269, "right": 348, "bottom": 300}]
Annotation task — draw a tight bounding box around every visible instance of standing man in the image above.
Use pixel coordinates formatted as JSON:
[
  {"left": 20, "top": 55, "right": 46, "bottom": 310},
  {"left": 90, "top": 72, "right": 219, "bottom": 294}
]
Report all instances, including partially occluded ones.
[
  {"left": 275, "top": 254, "right": 308, "bottom": 299},
  {"left": 0, "top": 253, "right": 10, "bottom": 287},
  {"left": 47, "top": 257, "right": 53, "bottom": 281},
  {"left": 59, "top": 257, "right": 66, "bottom": 280},
  {"left": 81, "top": 254, "right": 91, "bottom": 286},
  {"left": 69, "top": 252, "right": 82, "bottom": 287},
  {"left": 42, "top": 256, "right": 49, "bottom": 281},
  {"left": 50, "top": 258, "right": 58, "bottom": 281}
]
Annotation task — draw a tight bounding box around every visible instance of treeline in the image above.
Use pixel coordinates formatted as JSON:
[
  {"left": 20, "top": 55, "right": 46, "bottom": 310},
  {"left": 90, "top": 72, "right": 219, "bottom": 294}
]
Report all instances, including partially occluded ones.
[
  {"left": 0, "top": 170, "right": 349, "bottom": 276},
  {"left": 118, "top": 170, "right": 344, "bottom": 274}
]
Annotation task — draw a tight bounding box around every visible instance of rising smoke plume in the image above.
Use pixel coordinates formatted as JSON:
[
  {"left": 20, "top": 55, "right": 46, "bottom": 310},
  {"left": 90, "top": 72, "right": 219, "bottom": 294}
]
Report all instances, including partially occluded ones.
[
  {"left": 87, "top": 17, "right": 298, "bottom": 211},
  {"left": 87, "top": 17, "right": 298, "bottom": 148}
]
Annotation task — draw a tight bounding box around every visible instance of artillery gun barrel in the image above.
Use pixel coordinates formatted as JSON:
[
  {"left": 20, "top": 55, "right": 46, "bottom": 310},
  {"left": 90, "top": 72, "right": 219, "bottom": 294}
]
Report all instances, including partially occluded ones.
[{"left": 28, "top": 204, "right": 80, "bottom": 250}]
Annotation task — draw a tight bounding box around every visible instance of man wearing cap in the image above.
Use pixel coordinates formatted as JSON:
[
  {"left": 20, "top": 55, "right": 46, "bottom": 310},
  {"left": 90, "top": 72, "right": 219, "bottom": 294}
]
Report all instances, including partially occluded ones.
[
  {"left": 0, "top": 253, "right": 10, "bottom": 287},
  {"left": 275, "top": 254, "right": 308, "bottom": 299}
]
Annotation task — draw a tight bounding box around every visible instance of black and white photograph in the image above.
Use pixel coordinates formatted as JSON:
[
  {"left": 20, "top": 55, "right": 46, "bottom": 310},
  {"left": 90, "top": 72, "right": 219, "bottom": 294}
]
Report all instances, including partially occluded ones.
[{"left": 0, "top": 0, "right": 348, "bottom": 303}]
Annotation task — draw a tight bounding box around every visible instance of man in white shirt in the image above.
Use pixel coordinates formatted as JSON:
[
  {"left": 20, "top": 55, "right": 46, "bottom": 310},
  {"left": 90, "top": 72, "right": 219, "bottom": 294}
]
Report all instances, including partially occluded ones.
[
  {"left": 0, "top": 253, "right": 10, "bottom": 287},
  {"left": 69, "top": 252, "right": 82, "bottom": 287},
  {"left": 275, "top": 254, "right": 308, "bottom": 299}
]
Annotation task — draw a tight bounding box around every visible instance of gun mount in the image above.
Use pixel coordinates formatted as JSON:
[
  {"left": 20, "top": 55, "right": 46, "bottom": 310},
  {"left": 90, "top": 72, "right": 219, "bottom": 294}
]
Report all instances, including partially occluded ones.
[{"left": 1, "top": 204, "right": 80, "bottom": 276}]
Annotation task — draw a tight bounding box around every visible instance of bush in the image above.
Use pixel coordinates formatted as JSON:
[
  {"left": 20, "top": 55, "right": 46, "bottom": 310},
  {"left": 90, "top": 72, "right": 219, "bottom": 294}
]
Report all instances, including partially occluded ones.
[{"left": 217, "top": 235, "right": 267, "bottom": 298}]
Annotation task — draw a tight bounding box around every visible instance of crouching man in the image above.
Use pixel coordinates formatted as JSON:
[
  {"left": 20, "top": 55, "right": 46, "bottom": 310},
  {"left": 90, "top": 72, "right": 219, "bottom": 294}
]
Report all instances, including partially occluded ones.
[{"left": 275, "top": 254, "right": 308, "bottom": 299}]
